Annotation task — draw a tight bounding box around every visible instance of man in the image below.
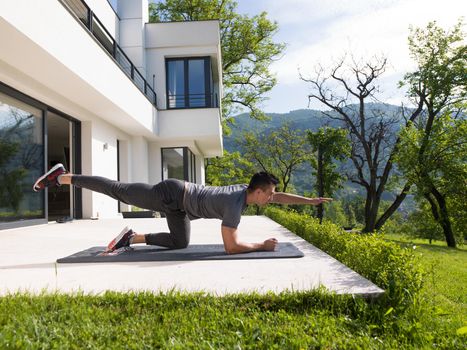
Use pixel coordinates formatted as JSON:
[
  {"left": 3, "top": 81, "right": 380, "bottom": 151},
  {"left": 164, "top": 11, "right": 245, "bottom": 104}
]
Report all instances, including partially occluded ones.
[{"left": 33, "top": 164, "right": 332, "bottom": 254}]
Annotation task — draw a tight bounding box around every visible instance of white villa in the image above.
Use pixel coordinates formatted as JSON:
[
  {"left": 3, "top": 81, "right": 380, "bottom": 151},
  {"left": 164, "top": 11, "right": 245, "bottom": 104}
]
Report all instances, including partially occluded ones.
[{"left": 0, "top": 0, "right": 223, "bottom": 229}]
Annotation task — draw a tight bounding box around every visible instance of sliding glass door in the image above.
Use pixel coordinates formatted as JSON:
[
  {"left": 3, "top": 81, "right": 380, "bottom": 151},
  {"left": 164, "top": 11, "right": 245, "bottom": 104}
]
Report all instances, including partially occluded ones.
[{"left": 0, "top": 91, "right": 45, "bottom": 224}]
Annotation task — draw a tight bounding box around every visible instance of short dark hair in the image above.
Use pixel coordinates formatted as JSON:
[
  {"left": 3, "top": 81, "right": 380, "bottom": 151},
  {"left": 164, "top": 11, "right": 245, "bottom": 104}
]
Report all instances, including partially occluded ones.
[{"left": 247, "top": 172, "right": 279, "bottom": 192}]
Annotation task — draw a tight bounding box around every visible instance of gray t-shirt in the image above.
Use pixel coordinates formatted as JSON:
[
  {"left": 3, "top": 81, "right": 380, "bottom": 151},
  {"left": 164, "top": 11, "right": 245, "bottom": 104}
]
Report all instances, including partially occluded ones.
[{"left": 183, "top": 183, "right": 248, "bottom": 228}]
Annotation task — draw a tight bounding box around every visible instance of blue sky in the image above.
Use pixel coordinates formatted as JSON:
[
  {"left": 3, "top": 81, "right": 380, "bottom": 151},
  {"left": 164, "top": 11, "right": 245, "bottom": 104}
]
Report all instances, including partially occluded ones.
[{"left": 235, "top": 0, "right": 463, "bottom": 113}]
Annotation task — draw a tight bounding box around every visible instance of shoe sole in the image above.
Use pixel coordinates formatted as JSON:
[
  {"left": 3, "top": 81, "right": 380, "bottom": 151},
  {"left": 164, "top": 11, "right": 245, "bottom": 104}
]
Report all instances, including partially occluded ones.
[
  {"left": 33, "top": 163, "right": 65, "bottom": 192},
  {"left": 106, "top": 226, "right": 131, "bottom": 252}
]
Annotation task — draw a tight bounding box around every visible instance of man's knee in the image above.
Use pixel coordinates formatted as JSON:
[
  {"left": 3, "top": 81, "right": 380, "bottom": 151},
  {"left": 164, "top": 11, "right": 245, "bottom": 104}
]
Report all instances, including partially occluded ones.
[{"left": 173, "top": 239, "right": 189, "bottom": 249}]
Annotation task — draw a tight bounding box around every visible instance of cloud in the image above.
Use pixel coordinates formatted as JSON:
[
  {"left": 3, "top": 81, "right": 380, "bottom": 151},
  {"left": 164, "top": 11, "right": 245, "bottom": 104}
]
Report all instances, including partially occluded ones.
[{"left": 265, "top": 0, "right": 462, "bottom": 87}]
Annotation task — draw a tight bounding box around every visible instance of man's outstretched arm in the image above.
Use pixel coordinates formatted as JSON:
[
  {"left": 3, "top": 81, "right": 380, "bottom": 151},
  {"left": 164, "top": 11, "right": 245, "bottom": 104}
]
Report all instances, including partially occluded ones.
[
  {"left": 270, "top": 192, "right": 332, "bottom": 205},
  {"left": 221, "top": 225, "right": 277, "bottom": 255}
]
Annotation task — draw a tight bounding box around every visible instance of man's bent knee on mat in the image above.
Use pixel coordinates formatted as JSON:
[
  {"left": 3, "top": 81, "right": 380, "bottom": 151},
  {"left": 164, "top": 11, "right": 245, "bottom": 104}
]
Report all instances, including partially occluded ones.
[{"left": 33, "top": 165, "right": 332, "bottom": 254}]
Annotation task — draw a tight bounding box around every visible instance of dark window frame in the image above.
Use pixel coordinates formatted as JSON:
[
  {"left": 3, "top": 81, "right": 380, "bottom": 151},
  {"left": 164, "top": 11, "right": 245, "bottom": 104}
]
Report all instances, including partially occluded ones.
[
  {"left": 161, "top": 147, "right": 196, "bottom": 183},
  {"left": 165, "top": 57, "right": 212, "bottom": 109}
]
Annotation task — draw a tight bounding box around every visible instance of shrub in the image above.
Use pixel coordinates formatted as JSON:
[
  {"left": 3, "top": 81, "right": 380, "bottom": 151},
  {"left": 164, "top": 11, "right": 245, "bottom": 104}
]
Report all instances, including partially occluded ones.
[{"left": 264, "top": 207, "right": 424, "bottom": 311}]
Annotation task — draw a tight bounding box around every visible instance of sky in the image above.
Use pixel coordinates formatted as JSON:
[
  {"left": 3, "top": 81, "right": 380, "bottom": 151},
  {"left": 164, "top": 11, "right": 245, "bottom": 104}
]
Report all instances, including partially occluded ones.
[{"left": 235, "top": 0, "right": 464, "bottom": 113}]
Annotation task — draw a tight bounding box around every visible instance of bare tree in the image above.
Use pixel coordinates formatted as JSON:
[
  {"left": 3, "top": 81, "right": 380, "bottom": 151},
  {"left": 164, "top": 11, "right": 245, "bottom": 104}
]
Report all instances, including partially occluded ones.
[{"left": 300, "top": 56, "right": 423, "bottom": 232}]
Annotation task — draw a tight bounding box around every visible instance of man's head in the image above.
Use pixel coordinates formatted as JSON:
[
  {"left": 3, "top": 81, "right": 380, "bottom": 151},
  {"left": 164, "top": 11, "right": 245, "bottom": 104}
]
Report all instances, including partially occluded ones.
[{"left": 246, "top": 172, "right": 279, "bottom": 206}]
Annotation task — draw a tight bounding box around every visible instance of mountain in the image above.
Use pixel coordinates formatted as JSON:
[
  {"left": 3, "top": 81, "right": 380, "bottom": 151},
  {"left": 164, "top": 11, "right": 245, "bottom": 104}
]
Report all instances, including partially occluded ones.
[
  {"left": 224, "top": 103, "right": 404, "bottom": 152},
  {"left": 223, "top": 103, "right": 411, "bottom": 202},
  {"left": 224, "top": 109, "right": 326, "bottom": 151}
]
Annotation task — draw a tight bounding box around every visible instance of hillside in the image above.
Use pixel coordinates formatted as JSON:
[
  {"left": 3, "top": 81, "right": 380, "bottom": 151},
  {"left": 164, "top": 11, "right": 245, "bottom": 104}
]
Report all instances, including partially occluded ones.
[
  {"left": 224, "top": 103, "right": 414, "bottom": 209},
  {"left": 224, "top": 103, "right": 403, "bottom": 152}
]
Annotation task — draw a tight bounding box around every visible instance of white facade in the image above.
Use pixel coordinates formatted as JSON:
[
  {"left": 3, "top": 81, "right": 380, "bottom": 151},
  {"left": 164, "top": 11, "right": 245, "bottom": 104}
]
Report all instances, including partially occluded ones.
[{"left": 0, "top": 0, "right": 223, "bottom": 222}]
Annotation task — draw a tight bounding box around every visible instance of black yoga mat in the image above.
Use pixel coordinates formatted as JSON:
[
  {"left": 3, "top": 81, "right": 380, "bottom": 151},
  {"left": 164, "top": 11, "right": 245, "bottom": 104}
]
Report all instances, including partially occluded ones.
[{"left": 56, "top": 242, "right": 304, "bottom": 263}]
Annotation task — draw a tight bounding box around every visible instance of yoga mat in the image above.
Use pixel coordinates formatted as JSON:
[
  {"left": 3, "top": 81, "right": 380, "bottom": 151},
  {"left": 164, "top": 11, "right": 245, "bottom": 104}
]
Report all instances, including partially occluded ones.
[{"left": 57, "top": 242, "right": 304, "bottom": 263}]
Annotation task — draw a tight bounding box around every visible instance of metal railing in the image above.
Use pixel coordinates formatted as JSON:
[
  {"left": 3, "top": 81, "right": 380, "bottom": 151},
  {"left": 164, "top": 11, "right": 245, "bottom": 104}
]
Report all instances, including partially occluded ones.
[
  {"left": 59, "top": 0, "right": 157, "bottom": 107},
  {"left": 167, "top": 93, "right": 219, "bottom": 109}
]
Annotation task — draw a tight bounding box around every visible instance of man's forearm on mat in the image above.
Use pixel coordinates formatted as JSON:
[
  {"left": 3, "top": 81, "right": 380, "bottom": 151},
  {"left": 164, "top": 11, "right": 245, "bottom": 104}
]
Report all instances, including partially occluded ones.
[
  {"left": 224, "top": 241, "right": 265, "bottom": 255},
  {"left": 221, "top": 225, "right": 266, "bottom": 254}
]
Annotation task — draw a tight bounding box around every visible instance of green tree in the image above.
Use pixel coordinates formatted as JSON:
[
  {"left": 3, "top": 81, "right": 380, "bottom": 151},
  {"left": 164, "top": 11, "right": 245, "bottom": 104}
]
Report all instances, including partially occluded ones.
[
  {"left": 307, "top": 127, "right": 350, "bottom": 223},
  {"left": 323, "top": 200, "right": 348, "bottom": 228},
  {"left": 205, "top": 150, "right": 254, "bottom": 186},
  {"left": 403, "top": 201, "right": 445, "bottom": 244},
  {"left": 149, "top": 0, "right": 285, "bottom": 123},
  {"left": 241, "top": 123, "right": 309, "bottom": 192},
  {"left": 398, "top": 20, "right": 466, "bottom": 247},
  {"left": 396, "top": 113, "right": 467, "bottom": 246}
]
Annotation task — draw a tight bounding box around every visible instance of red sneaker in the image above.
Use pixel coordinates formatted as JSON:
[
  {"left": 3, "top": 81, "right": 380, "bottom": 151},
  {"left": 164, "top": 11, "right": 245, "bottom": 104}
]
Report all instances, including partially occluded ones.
[
  {"left": 33, "top": 163, "right": 67, "bottom": 192},
  {"left": 106, "top": 226, "right": 135, "bottom": 252}
]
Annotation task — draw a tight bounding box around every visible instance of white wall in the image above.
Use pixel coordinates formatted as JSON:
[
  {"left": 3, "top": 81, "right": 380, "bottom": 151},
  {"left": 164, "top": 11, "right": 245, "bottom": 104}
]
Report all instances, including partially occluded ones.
[
  {"left": 196, "top": 155, "right": 206, "bottom": 184},
  {"left": 148, "top": 142, "right": 161, "bottom": 184},
  {"left": 80, "top": 121, "right": 93, "bottom": 218},
  {"left": 80, "top": 118, "right": 135, "bottom": 218},
  {"left": 117, "top": 139, "right": 131, "bottom": 212},
  {"left": 117, "top": 0, "right": 148, "bottom": 77},
  {"left": 158, "top": 109, "right": 222, "bottom": 157},
  {"left": 146, "top": 21, "right": 220, "bottom": 48},
  {"left": 131, "top": 136, "right": 149, "bottom": 184}
]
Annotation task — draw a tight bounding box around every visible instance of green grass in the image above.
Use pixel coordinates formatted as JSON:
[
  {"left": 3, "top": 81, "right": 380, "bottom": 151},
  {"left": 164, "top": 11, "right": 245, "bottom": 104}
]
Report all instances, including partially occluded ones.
[
  {"left": 0, "top": 291, "right": 421, "bottom": 349},
  {"left": 0, "top": 233, "right": 465, "bottom": 349},
  {"left": 383, "top": 233, "right": 467, "bottom": 346}
]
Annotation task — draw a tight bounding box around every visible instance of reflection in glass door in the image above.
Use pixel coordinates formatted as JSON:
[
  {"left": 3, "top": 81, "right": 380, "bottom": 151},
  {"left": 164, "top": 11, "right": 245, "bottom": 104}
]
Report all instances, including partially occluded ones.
[{"left": 0, "top": 92, "right": 45, "bottom": 224}]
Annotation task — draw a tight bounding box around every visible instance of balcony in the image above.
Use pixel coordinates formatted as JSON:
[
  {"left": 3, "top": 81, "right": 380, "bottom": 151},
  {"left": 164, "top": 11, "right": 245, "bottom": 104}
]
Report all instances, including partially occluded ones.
[
  {"left": 59, "top": 0, "right": 157, "bottom": 106},
  {"left": 167, "top": 93, "right": 219, "bottom": 109}
]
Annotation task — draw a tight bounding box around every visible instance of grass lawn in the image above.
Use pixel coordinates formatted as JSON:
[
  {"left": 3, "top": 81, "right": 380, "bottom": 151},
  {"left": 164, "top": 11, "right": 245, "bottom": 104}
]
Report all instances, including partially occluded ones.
[
  {"left": 383, "top": 233, "right": 467, "bottom": 346},
  {"left": 0, "top": 235, "right": 465, "bottom": 349}
]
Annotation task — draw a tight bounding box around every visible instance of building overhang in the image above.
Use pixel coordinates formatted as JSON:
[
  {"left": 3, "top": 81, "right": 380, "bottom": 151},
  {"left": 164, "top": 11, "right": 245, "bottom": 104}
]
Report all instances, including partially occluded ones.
[
  {"left": 0, "top": 1, "right": 156, "bottom": 138},
  {"left": 157, "top": 108, "right": 223, "bottom": 157}
]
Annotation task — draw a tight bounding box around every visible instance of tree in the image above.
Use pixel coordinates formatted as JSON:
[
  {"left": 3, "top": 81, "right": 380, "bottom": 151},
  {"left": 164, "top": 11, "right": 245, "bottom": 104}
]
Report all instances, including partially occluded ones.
[
  {"left": 149, "top": 0, "right": 285, "bottom": 123},
  {"left": 241, "top": 123, "right": 309, "bottom": 192},
  {"left": 323, "top": 200, "right": 348, "bottom": 227},
  {"left": 398, "top": 20, "right": 466, "bottom": 247},
  {"left": 205, "top": 150, "right": 254, "bottom": 186},
  {"left": 300, "top": 56, "right": 423, "bottom": 232},
  {"left": 307, "top": 126, "right": 350, "bottom": 223},
  {"left": 396, "top": 113, "right": 466, "bottom": 246}
]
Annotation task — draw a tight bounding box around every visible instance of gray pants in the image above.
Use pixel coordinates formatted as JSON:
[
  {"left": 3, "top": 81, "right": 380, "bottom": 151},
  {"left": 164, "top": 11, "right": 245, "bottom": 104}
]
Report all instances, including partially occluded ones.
[{"left": 72, "top": 176, "right": 190, "bottom": 249}]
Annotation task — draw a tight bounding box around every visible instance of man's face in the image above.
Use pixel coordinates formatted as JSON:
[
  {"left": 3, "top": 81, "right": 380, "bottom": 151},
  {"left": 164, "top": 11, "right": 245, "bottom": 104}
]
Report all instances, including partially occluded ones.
[{"left": 256, "top": 185, "right": 276, "bottom": 206}]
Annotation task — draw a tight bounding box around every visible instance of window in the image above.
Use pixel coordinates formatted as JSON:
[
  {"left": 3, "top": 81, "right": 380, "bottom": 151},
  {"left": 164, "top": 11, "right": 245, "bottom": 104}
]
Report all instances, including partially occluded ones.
[
  {"left": 166, "top": 57, "right": 212, "bottom": 109},
  {"left": 161, "top": 147, "right": 196, "bottom": 182}
]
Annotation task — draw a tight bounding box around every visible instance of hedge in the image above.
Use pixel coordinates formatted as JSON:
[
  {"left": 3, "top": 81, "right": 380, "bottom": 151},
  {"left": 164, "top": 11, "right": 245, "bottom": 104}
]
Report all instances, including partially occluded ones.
[{"left": 264, "top": 207, "right": 424, "bottom": 310}]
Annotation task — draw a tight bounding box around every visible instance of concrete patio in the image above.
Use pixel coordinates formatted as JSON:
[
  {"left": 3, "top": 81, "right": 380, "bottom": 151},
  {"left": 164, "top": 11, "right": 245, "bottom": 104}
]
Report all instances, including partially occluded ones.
[{"left": 0, "top": 216, "right": 384, "bottom": 297}]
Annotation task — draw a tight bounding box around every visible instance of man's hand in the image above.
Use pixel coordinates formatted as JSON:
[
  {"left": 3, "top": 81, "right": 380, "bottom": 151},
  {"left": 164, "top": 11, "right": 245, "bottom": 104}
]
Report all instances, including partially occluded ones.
[
  {"left": 263, "top": 238, "right": 278, "bottom": 251},
  {"left": 309, "top": 197, "right": 333, "bottom": 205}
]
